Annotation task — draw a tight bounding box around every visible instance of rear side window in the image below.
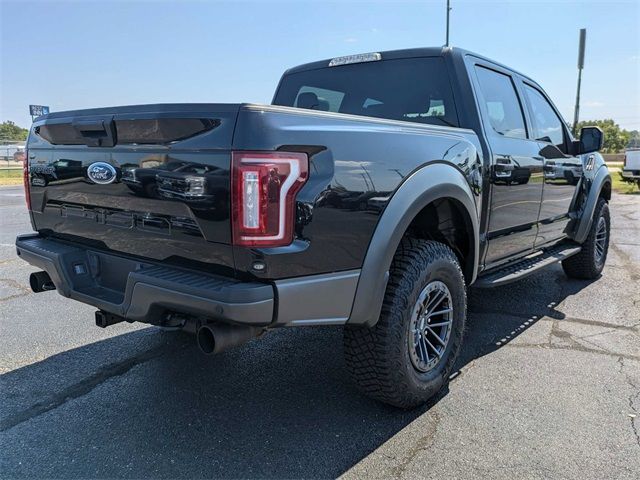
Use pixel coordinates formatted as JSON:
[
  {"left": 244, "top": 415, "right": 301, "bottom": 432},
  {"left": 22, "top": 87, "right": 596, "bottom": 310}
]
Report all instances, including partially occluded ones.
[
  {"left": 274, "top": 57, "right": 459, "bottom": 127},
  {"left": 474, "top": 66, "right": 527, "bottom": 139},
  {"left": 523, "top": 84, "right": 565, "bottom": 148}
]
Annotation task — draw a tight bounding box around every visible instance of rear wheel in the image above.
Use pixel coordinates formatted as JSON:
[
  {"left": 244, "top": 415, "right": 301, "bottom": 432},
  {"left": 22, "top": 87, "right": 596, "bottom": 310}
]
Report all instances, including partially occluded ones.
[
  {"left": 343, "top": 239, "right": 466, "bottom": 409},
  {"left": 562, "top": 198, "right": 610, "bottom": 279}
]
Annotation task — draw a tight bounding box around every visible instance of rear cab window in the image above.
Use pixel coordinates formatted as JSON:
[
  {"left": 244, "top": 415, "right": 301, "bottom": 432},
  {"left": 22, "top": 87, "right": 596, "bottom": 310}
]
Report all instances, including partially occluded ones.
[{"left": 273, "top": 57, "right": 459, "bottom": 128}]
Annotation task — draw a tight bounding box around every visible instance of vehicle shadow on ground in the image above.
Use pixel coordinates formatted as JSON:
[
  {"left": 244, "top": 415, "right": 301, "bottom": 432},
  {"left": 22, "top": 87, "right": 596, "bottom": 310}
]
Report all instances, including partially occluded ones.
[{"left": 0, "top": 266, "right": 593, "bottom": 479}]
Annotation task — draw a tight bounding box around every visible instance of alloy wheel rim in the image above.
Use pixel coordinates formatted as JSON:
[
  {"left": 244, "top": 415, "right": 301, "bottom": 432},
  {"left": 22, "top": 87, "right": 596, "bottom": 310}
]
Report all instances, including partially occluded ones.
[
  {"left": 594, "top": 216, "right": 608, "bottom": 266},
  {"left": 408, "top": 280, "right": 453, "bottom": 373}
]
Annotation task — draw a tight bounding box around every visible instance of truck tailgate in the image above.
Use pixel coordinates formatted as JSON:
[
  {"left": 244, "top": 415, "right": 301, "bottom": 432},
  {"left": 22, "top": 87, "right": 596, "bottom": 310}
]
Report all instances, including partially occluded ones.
[
  {"left": 26, "top": 104, "right": 240, "bottom": 274},
  {"left": 625, "top": 150, "right": 640, "bottom": 171}
]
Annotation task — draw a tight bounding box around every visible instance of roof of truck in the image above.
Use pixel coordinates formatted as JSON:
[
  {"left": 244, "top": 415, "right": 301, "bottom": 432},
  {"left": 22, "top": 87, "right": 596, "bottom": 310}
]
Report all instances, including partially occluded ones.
[{"left": 283, "top": 46, "right": 536, "bottom": 85}]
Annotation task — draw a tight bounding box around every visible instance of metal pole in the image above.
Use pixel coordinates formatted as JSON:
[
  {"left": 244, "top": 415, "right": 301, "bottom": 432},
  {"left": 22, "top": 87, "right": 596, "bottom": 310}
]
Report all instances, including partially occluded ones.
[
  {"left": 445, "top": 0, "right": 451, "bottom": 47},
  {"left": 573, "top": 28, "right": 586, "bottom": 135}
]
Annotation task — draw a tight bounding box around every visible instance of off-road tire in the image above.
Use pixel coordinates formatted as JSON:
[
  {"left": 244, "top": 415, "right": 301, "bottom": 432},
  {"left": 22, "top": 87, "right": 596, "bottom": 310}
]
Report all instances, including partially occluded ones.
[
  {"left": 343, "top": 238, "right": 466, "bottom": 409},
  {"left": 562, "top": 198, "right": 610, "bottom": 279}
]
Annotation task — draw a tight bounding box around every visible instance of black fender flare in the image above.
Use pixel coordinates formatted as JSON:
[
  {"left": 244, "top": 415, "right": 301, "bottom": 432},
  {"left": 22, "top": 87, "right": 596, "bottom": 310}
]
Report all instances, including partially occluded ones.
[
  {"left": 572, "top": 165, "right": 611, "bottom": 244},
  {"left": 347, "top": 162, "right": 480, "bottom": 327}
]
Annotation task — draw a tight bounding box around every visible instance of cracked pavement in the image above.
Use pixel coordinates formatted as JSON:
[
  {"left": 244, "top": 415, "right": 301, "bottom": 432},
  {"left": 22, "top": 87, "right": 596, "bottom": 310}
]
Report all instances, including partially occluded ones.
[{"left": 0, "top": 185, "right": 639, "bottom": 479}]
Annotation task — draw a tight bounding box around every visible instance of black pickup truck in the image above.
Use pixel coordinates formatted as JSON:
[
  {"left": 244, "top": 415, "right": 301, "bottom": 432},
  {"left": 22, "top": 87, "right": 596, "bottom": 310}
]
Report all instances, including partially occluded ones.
[{"left": 17, "top": 47, "right": 611, "bottom": 408}]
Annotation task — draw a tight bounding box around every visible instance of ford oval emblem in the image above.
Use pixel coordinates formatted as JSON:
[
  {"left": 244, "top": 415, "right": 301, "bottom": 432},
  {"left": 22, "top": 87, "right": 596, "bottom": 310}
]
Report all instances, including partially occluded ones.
[{"left": 87, "top": 162, "right": 117, "bottom": 184}]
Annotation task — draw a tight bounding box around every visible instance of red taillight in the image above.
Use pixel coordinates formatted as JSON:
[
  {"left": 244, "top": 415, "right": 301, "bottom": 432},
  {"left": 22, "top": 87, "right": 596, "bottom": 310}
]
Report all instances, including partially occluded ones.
[
  {"left": 22, "top": 149, "right": 31, "bottom": 210},
  {"left": 231, "top": 151, "right": 308, "bottom": 247}
]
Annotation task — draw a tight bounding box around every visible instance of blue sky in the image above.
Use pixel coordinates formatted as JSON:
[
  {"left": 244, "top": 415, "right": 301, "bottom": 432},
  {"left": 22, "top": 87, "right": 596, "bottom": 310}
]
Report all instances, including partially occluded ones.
[{"left": 1, "top": 0, "right": 639, "bottom": 131}]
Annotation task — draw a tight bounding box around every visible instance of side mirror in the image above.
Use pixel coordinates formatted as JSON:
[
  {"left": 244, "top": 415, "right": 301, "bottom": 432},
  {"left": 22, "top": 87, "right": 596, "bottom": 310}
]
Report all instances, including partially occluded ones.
[{"left": 578, "top": 126, "right": 604, "bottom": 154}]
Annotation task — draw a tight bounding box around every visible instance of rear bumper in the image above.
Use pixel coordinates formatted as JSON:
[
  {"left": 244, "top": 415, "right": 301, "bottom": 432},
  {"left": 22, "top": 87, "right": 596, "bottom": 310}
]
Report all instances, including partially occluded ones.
[
  {"left": 15, "top": 234, "right": 360, "bottom": 327},
  {"left": 16, "top": 234, "right": 274, "bottom": 326},
  {"left": 621, "top": 169, "right": 640, "bottom": 179}
]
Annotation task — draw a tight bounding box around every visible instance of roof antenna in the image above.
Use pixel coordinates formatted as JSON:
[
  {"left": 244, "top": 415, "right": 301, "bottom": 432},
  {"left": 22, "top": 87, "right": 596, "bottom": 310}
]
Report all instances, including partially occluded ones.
[
  {"left": 572, "top": 28, "right": 587, "bottom": 135},
  {"left": 445, "top": 0, "right": 452, "bottom": 47}
]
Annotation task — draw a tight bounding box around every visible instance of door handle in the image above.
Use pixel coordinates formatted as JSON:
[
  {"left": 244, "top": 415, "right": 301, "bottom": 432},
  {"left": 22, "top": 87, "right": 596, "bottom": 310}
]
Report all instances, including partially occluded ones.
[{"left": 495, "top": 156, "right": 514, "bottom": 177}]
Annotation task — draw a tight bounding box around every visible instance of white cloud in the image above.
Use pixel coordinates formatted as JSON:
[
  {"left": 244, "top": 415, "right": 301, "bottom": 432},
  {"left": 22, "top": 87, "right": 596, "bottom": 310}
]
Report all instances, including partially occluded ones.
[{"left": 344, "top": 37, "right": 358, "bottom": 43}]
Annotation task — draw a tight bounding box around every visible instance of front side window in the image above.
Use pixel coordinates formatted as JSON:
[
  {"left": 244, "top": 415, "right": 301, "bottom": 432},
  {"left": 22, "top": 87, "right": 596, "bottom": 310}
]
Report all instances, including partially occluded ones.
[
  {"left": 474, "top": 65, "right": 527, "bottom": 139},
  {"left": 523, "top": 84, "right": 565, "bottom": 148}
]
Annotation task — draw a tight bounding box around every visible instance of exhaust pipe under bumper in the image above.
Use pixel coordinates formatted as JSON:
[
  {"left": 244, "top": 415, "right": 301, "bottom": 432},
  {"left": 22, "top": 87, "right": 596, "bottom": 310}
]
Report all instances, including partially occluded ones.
[
  {"left": 29, "top": 271, "right": 56, "bottom": 293},
  {"left": 197, "top": 323, "right": 262, "bottom": 355}
]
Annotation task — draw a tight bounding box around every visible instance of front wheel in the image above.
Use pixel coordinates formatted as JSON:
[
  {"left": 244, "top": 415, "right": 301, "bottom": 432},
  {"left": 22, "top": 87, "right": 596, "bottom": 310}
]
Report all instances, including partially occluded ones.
[
  {"left": 562, "top": 198, "right": 610, "bottom": 279},
  {"left": 343, "top": 239, "right": 466, "bottom": 409}
]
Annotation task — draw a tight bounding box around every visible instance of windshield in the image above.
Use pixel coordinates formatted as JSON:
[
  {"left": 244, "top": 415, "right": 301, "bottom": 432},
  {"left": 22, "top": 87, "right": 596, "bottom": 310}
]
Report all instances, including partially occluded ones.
[{"left": 273, "top": 57, "right": 458, "bottom": 127}]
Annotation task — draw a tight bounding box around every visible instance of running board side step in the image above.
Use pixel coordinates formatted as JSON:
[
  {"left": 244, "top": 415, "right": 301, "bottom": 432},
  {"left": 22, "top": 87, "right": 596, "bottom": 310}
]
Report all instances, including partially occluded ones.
[{"left": 474, "top": 244, "right": 581, "bottom": 288}]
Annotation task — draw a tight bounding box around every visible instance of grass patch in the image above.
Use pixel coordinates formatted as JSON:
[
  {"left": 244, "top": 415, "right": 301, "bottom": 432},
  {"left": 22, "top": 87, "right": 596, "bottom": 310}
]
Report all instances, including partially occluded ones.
[
  {"left": 611, "top": 172, "right": 640, "bottom": 195},
  {"left": 0, "top": 168, "right": 23, "bottom": 185}
]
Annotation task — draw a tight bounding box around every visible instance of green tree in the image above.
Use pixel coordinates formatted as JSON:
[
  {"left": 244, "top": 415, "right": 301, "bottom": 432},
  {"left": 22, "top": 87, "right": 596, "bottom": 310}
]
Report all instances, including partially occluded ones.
[
  {"left": 628, "top": 130, "right": 640, "bottom": 148},
  {"left": 574, "top": 119, "right": 630, "bottom": 153},
  {"left": 0, "top": 121, "right": 29, "bottom": 141}
]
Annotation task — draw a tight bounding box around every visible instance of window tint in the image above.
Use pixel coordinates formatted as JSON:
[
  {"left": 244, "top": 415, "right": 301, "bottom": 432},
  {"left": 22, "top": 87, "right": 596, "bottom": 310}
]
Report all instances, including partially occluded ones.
[
  {"left": 474, "top": 66, "right": 527, "bottom": 139},
  {"left": 523, "top": 84, "right": 565, "bottom": 147},
  {"left": 362, "top": 98, "right": 383, "bottom": 108},
  {"left": 294, "top": 86, "right": 345, "bottom": 112},
  {"left": 274, "top": 57, "right": 458, "bottom": 127}
]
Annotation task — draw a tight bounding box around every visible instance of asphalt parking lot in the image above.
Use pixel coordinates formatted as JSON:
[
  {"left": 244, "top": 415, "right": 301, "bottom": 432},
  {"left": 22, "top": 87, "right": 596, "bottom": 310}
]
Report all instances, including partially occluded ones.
[{"left": 0, "top": 184, "right": 638, "bottom": 479}]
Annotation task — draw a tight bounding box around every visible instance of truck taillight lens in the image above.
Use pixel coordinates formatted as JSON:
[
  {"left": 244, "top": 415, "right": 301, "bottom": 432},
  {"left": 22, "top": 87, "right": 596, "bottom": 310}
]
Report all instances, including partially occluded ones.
[
  {"left": 23, "top": 149, "right": 31, "bottom": 210},
  {"left": 232, "top": 151, "right": 308, "bottom": 247}
]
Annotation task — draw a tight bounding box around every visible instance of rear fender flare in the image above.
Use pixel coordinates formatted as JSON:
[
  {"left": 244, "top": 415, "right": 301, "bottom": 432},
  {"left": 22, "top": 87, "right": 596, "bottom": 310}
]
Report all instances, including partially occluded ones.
[{"left": 348, "top": 162, "right": 480, "bottom": 327}]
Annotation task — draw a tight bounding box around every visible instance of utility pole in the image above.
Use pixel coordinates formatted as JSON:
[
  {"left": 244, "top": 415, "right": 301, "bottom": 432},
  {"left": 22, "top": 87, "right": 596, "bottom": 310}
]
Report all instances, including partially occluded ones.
[
  {"left": 573, "top": 28, "right": 586, "bottom": 135},
  {"left": 445, "top": 0, "right": 452, "bottom": 47}
]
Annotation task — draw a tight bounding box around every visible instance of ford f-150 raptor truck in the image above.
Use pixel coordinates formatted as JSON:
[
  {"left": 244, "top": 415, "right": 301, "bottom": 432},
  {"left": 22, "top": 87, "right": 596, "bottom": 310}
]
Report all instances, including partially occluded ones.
[{"left": 17, "top": 47, "right": 611, "bottom": 408}]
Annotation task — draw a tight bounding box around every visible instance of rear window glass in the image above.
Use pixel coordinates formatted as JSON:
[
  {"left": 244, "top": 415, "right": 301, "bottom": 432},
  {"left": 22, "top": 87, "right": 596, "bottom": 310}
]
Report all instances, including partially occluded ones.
[
  {"left": 294, "top": 87, "right": 345, "bottom": 112},
  {"left": 274, "top": 57, "right": 458, "bottom": 127}
]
